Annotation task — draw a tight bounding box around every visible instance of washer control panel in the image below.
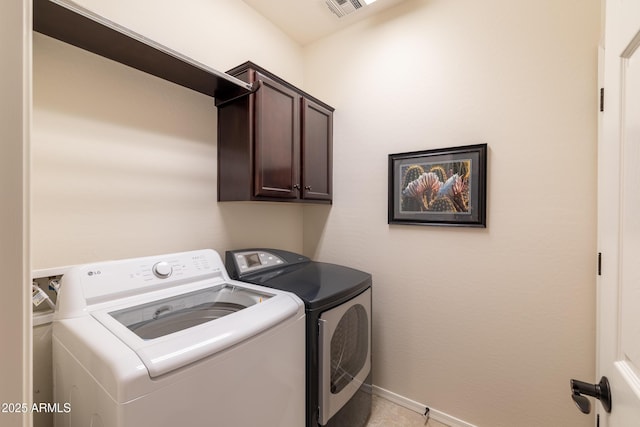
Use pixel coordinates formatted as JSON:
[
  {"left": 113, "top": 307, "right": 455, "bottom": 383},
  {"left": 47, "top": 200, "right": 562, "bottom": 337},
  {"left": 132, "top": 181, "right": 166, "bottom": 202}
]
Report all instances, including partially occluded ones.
[{"left": 74, "top": 249, "right": 224, "bottom": 305}]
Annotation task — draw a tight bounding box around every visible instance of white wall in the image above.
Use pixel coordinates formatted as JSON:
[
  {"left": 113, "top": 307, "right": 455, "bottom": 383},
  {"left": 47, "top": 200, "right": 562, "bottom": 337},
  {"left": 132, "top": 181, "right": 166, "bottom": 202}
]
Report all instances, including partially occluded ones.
[
  {"left": 32, "top": 0, "right": 305, "bottom": 269},
  {"left": 1, "top": 1, "right": 31, "bottom": 426},
  {"left": 31, "top": 4, "right": 304, "bottom": 426},
  {"left": 29, "top": 1, "right": 601, "bottom": 426},
  {"left": 303, "top": 0, "right": 600, "bottom": 426}
]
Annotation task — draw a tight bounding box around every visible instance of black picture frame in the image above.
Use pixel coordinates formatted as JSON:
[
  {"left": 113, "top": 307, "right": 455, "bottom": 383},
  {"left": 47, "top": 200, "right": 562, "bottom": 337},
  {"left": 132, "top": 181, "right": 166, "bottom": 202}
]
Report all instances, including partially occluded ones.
[{"left": 388, "top": 143, "right": 487, "bottom": 227}]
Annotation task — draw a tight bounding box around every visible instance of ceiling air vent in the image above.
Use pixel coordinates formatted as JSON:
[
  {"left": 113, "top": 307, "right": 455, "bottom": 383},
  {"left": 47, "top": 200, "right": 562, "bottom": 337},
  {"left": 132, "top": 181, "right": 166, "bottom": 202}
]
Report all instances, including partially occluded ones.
[{"left": 325, "top": 0, "right": 366, "bottom": 18}]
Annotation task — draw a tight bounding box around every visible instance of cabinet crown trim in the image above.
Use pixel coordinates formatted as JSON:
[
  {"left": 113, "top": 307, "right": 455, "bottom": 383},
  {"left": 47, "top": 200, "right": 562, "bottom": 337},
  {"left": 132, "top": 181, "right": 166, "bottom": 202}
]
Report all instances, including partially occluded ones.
[{"left": 225, "top": 61, "right": 334, "bottom": 112}]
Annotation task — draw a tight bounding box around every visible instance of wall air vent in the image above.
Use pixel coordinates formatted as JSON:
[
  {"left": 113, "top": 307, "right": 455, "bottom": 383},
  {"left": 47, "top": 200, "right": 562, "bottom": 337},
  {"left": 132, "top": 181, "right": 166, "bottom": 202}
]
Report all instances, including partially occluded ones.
[{"left": 325, "top": 0, "right": 365, "bottom": 18}]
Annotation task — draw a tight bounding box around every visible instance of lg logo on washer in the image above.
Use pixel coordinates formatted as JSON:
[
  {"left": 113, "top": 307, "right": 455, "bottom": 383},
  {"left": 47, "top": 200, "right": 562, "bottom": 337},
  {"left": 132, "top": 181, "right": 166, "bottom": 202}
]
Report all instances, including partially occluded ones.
[{"left": 87, "top": 270, "right": 101, "bottom": 276}]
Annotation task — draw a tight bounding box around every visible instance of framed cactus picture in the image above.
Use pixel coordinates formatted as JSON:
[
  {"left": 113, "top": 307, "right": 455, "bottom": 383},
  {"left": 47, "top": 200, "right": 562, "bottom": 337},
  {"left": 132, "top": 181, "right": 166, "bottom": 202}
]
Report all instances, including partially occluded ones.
[{"left": 388, "top": 144, "right": 487, "bottom": 227}]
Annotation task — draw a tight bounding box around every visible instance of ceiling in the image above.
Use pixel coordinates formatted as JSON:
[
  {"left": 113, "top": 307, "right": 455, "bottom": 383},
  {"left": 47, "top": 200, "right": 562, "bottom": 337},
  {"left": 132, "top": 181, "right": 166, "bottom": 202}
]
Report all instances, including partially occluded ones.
[{"left": 241, "top": 0, "right": 407, "bottom": 46}]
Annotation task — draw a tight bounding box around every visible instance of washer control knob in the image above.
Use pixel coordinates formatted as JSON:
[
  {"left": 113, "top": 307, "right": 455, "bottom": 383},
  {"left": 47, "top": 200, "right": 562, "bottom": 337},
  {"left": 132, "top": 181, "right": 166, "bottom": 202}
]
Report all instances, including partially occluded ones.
[{"left": 152, "top": 261, "right": 173, "bottom": 278}]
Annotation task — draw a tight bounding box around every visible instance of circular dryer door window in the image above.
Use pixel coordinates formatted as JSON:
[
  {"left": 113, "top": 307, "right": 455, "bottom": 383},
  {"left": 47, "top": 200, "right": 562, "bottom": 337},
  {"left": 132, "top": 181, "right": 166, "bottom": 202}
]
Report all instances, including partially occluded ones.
[
  {"left": 330, "top": 304, "right": 369, "bottom": 394},
  {"left": 318, "top": 288, "right": 372, "bottom": 425}
]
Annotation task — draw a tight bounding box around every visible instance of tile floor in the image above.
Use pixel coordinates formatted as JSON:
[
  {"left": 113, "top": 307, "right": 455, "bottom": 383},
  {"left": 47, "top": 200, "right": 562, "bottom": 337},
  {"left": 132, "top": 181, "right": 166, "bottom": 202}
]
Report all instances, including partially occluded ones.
[{"left": 367, "top": 395, "right": 449, "bottom": 427}]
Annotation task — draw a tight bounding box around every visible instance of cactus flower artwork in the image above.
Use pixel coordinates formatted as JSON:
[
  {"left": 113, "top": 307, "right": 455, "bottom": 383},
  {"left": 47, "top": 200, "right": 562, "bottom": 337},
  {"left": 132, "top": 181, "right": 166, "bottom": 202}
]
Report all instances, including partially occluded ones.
[
  {"left": 400, "top": 162, "right": 471, "bottom": 214},
  {"left": 389, "top": 144, "right": 487, "bottom": 227}
]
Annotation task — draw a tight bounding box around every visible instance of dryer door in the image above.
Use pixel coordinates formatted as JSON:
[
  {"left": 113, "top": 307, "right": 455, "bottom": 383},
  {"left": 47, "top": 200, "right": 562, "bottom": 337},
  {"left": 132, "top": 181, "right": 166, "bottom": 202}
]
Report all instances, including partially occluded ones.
[{"left": 318, "top": 287, "right": 371, "bottom": 425}]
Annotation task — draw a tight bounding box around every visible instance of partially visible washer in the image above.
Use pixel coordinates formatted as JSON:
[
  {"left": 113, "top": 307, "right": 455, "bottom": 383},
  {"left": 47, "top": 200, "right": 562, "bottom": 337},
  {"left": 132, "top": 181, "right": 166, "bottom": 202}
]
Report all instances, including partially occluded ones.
[
  {"left": 52, "top": 249, "right": 305, "bottom": 427},
  {"left": 226, "top": 248, "right": 372, "bottom": 427}
]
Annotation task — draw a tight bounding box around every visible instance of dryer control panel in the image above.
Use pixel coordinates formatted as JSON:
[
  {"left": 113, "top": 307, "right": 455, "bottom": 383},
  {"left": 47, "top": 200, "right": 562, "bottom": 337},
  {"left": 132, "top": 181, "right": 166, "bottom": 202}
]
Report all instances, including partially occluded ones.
[{"left": 226, "top": 248, "right": 309, "bottom": 280}]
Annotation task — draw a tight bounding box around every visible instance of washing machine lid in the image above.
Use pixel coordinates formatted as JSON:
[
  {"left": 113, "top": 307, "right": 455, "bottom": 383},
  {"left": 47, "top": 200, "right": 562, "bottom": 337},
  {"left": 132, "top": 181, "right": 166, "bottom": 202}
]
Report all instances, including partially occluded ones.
[
  {"left": 91, "top": 281, "right": 300, "bottom": 377},
  {"left": 107, "top": 284, "right": 273, "bottom": 340},
  {"left": 56, "top": 249, "right": 304, "bottom": 378}
]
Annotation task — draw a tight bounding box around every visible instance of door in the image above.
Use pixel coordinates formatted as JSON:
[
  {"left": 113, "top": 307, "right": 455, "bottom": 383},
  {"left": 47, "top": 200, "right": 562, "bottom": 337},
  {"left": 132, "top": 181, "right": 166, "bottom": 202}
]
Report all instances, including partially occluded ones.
[
  {"left": 254, "top": 72, "right": 300, "bottom": 199},
  {"left": 597, "top": 0, "right": 640, "bottom": 424},
  {"left": 301, "top": 98, "right": 333, "bottom": 201},
  {"left": 318, "top": 288, "right": 371, "bottom": 425}
]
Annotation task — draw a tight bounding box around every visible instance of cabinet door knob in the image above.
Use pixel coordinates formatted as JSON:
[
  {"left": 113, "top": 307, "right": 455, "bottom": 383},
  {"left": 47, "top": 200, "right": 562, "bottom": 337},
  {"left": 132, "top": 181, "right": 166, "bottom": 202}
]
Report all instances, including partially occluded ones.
[
  {"left": 293, "top": 184, "right": 301, "bottom": 190},
  {"left": 304, "top": 186, "right": 312, "bottom": 190}
]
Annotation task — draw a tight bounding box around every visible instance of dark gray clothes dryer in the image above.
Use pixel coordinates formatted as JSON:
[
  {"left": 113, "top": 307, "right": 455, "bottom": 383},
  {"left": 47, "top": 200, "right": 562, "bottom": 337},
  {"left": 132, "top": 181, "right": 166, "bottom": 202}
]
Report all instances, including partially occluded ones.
[{"left": 226, "top": 248, "right": 372, "bottom": 427}]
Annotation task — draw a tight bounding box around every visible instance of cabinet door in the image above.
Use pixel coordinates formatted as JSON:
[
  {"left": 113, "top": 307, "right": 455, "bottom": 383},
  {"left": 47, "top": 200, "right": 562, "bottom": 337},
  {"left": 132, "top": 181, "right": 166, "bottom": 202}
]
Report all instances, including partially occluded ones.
[
  {"left": 253, "top": 72, "right": 300, "bottom": 199},
  {"left": 301, "top": 98, "right": 333, "bottom": 201}
]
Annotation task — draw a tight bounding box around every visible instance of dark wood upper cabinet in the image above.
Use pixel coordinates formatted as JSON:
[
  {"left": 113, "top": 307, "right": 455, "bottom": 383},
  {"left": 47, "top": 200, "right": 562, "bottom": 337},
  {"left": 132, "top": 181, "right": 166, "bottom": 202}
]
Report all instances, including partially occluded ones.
[
  {"left": 32, "top": 3, "right": 332, "bottom": 205},
  {"left": 217, "top": 62, "right": 334, "bottom": 204}
]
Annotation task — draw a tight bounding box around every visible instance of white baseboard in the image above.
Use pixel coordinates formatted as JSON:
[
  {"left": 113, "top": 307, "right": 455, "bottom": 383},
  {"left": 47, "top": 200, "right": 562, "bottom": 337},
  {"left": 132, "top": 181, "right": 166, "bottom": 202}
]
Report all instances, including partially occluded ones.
[{"left": 372, "top": 385, "right": 478, "bottom": 427}]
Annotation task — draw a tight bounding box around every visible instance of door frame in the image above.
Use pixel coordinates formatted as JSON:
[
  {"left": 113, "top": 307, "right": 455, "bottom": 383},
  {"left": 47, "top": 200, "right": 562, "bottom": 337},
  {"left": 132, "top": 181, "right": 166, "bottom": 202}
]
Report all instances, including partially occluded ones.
[{"left": 0, "top": 0, "right": 32, "bottom": 426}]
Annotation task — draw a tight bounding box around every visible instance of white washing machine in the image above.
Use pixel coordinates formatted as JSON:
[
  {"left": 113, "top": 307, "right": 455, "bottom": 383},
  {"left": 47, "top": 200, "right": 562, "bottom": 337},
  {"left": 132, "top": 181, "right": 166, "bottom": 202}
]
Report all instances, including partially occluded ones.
[{"left": 52, "top": 249, "right": 306, "bottom": 427}]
